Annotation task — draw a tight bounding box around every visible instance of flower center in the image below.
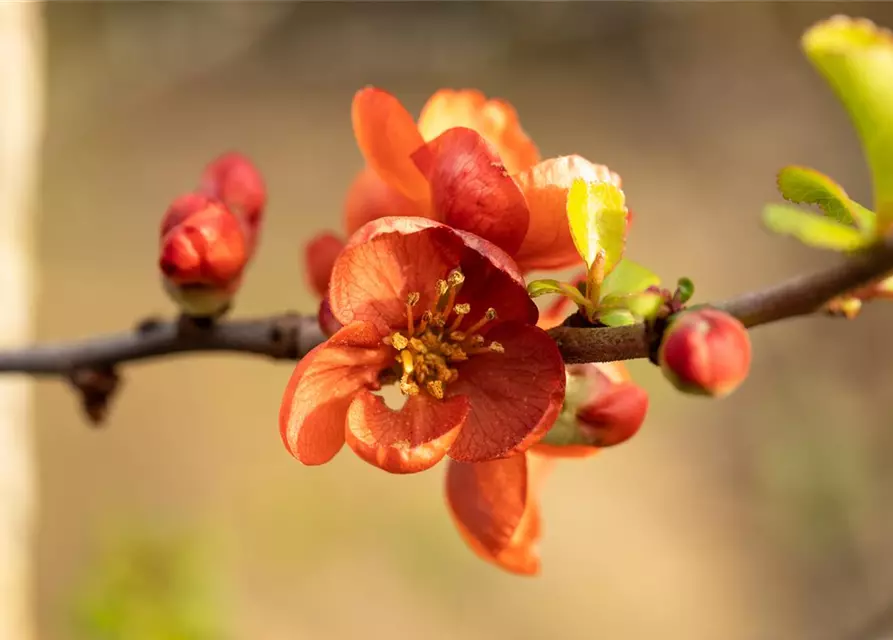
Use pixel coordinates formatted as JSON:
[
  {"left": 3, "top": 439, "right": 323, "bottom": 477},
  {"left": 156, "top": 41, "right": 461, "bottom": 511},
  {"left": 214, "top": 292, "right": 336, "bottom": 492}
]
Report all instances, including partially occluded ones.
[{"left": 384, "top": 268, "right": 504, "bottom": 399}]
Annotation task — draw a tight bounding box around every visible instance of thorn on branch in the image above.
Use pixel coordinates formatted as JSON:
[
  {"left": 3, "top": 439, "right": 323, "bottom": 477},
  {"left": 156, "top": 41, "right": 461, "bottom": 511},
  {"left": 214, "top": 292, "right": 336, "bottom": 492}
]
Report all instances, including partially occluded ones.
[{"left": 68, "top": 367, "right": 121, "bottom": 426}]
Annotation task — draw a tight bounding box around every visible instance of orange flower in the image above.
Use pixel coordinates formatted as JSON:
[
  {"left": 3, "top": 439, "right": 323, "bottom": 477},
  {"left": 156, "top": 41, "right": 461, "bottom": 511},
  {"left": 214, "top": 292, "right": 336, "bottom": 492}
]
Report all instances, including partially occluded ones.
[
  {"left": 446, "top": 360, "right": 646, "bottom": 575},
  {"left": 347, "top": 87, "right": 623, "bottom": 272}
]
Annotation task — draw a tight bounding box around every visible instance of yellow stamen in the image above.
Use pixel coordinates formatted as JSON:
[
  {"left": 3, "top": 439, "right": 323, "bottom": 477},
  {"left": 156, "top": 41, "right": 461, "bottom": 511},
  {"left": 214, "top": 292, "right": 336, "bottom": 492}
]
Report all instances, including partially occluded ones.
[
  {"left": 391, "top": 332, "right": 409, "bottom": 350},
  {"left": 426, "top": 380, "right": 445, "bottom": 400},
  {"left": 384, "top": 271, "right": 504, "bottom": 400},
  {"left": 464, "top": 308, "right": 497, "bottom": 336},
  {"left": 406, "top": 292, "right": 420, "bottom": 334}
]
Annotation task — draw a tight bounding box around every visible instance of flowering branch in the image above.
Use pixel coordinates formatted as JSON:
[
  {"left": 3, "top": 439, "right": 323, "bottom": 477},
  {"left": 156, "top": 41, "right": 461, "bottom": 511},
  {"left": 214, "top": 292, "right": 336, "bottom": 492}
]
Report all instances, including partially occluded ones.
[{"left": 0, "top": 233, "right": 890, "bottom": 376}]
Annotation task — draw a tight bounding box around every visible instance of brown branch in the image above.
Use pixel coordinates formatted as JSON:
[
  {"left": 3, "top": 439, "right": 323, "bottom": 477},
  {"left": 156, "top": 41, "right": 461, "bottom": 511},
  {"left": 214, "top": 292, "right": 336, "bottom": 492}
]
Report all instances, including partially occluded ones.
[
  {"left": 1, "top": 234, "right": 892, "bottom": 378},
  {"left": 0, "top": 314, "right": 325, "bottom": 376}
]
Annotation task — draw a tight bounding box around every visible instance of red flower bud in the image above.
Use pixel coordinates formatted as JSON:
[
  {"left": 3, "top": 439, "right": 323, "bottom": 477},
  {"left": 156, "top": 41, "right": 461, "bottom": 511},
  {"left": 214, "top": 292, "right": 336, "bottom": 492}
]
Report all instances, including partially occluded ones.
[
  {"left": 159, "top": 195, "right": 247, "bottom": 317},
  {"left": 574, "top": 381, "right": 649, "bottom": 447},
  {"left": 304, "top": 232, "right": 345, "bottom": 298},
  {"left": 658, "top": 308, "right": 751, "bottom": 397},
  {"left": 200, "top": 152, "right": 266, "bottom": 254}
]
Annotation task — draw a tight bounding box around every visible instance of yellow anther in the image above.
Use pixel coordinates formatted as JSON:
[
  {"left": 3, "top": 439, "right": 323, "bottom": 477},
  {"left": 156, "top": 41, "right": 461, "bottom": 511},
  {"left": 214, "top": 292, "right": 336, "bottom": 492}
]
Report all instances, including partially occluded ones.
[
  {"left": 488, "top": 342, "right": 505, "bottom": 353},
  {"left": 426, "top": 380, "right": 445, "bottom": 400},
  {"left": 400, "top": 349, "right": 415, "bottom": 374},
  {"left": 391, "top": 332, "right": 409, "bottom": 351},
  {"left": 409, "top": 337, "right": 427, "bottom": 353},
  {"left": 453, "top": 303, "right": 470, "bottom": 315},
  {"left": 485, "top": 308, "right": 497, "bottom": 321},
  {"left": 406, "top": 292, "right": 420, "bottom": 306},
  {"left": 435, "top": 280, "right": 449, "bottom": 297},
  {"left": 447, "top": 269, "right": 465, "bottom": 287},
  {"left": 466, "top": 334, "right": 485, "bottom": 347},
  {"left": 449, "top": 331, "right": 466, "bottom": 342}
]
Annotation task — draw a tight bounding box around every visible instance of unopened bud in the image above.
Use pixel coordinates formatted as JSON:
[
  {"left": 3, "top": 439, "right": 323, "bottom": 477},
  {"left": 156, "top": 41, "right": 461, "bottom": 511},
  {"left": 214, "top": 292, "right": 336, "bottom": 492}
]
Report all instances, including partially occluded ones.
[
  {"left": 574, "top": 382, "right": 649, "bottom": 447},
  {"left": 658, "top": 308, "right": 751, "bottom": 398},
  {"left": 200, "top": 152, "right": 266, "bottom": 254}
]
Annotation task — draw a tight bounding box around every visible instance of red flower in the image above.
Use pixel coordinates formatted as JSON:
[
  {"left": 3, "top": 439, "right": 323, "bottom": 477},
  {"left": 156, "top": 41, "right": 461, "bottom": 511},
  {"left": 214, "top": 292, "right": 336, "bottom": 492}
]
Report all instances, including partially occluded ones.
[
  {"left": 159, "top": 193, "right": 247, "bottom": 317},
  {"left": 446, "top": 360, "right": 645, "bottom": 575},
  {"left": 200, "top": 152, "right": 266, "bottom": 256},
  {"left": 280, "top": 217, "right": 566, "bottom": 474},
  {"left": 347, "top": 87, "right": 623, "bottom": 272}
]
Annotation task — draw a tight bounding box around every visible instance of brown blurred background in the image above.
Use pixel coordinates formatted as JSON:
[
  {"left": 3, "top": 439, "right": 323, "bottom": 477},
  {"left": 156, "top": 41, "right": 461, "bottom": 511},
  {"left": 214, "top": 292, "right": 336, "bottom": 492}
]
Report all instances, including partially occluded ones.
[{"left": 27, "top": 2, "right": 893, "bottom": 638}]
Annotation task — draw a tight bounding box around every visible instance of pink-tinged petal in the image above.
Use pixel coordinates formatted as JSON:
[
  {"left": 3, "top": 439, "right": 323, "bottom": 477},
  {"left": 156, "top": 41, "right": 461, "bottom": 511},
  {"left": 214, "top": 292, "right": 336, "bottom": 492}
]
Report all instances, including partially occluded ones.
[
  {"left": 279, "top": 322, "right": 392, "bottom": 465},
  {"left": 344, "top": 168, "right": 428, "bottom": 236},
  {"left": 329, "top": 221, "right": 463, "bottom": 332},
  {"left": 317, "top": 296, "right": 343, "bottom": 338},
  {"left": 447, "top": 322, "right": 565, "bottom": 462},
  {"left": 351, "top": 87, "right": 430, "bottom": 203},
  {"left": 346, "top": 390, "right": 468, "bottom": 474},
  {"left": 412, "top": 127, "right": 530, "bottom": 256},
  {"left": 331, "top": 218, "right": 537, "bottom": 332},
  {"left": 513, "top": 156, "right": 624, "bottom": 272},
  {"left": 446, "top": 452, "right": 554, "bottom": 575},
  {"left": 417, "top": 89, "right": 540, "bottom": 174},
  {"left": 304, "top": 232, "right": 345, "bottom": 298}
]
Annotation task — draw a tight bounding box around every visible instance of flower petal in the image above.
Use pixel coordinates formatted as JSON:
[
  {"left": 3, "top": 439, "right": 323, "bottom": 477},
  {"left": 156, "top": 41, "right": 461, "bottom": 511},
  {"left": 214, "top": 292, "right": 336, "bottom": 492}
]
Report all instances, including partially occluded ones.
[
  {"left": 344, "top": 168, "right": 426, "bottom": 236},
  {"left": 513, "top": 156, "right": 623, "bottom": 272},
  {"left": 304, "top": 232, "right": 345, "bottom": 298},
  {"left": 447, "top": 322, "right": 565, "bottom": 462},
  {"left": 351, "top": 87, "right": 430, "bottom": 203},
  {"left": 279, "top": 322, "right": 392, "bottom": 465},
  {"left": 412, "top": 127, "right": 530, "bottom": 256},
  {"left": 346, "top": 390, "right": 468, "bottom": 473},
  {"left": 445, "top": 452, "right": 554, "bottom": 575},
  {"left": 417, "top": 89, "right": 540, "bottom": 174},
  {"left": 330, "top": 218, "right": 537, "bottom": 332}
]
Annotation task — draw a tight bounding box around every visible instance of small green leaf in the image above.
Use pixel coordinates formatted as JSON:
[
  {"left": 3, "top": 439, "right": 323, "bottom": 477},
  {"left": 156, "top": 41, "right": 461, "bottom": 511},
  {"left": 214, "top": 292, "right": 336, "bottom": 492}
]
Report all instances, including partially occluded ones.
[
  {"left": 527, "top": 278, "right": 589, "bottom": 307},
  {"left": 777, "top": 165, "right": 875, "bottom": 231},
  {"left": 597, "top": 308, "right": 637, "bottom": 327},
  {"left": 600, "top": 259, "right": 661, "bottom": 299},
  {"left": 763, "top": 204, "right": 869, "bottom": 251},
  {"left": 566, "top": 179, "right": 627, "bottom": 273},
  {"left": 601, "top": 292, "right": 663, "bottom": 320},
  {"left": 676, "top": 277, "right": 695, "bottom": 303},
  {"left": 803, "top": 16, "right": 893, "bottom": 226},
  {"left": 527, "top": 279, "right": 564, "bottom": 298}
]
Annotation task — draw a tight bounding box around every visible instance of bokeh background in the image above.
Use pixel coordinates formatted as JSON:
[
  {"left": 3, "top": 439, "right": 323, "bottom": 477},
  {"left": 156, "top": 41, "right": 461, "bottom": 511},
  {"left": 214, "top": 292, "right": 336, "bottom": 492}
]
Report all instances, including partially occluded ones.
[{"left": 24, "top": 2, "right": 893, "bottom": 638}]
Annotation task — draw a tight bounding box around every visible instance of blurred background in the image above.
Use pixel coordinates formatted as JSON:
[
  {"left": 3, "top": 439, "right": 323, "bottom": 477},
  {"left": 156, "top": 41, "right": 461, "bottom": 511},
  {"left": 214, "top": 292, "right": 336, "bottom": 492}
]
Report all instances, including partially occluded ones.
[{"left": 7, "top": 2, "right": 893, "bottom": 638}]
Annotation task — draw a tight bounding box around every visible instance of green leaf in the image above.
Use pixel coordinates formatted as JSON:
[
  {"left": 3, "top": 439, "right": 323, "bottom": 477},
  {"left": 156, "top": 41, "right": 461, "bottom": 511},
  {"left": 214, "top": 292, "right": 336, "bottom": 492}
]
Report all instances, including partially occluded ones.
[
  {"left": 676, "top": 277, "right": 695, "bottom": 303},
  {"left": 527, "top": 279, "right": 564, "bottom": 298},
  {"left": 566, "top": 178, "right": 627, "bottom": 273},
  {"left": 596, "top": 308, "right": 637, "bottom": 327},
  {"left": 600, "top": 259, "right": 661, "bottom": 299},
  {"left": 763, "top": 204, "right": 869, "bottom": 251},
  {"left": 803, "top": 16, "right": 893, "bottom": 226},
  {"left": 527, "top": 278, "right": 588, "bottom": 307},
  {"left": 777, "top": 165, "right": 876, "bottom": 231},
  {"left": 600, "top": 292, "right": 663, "bottom": 320}
]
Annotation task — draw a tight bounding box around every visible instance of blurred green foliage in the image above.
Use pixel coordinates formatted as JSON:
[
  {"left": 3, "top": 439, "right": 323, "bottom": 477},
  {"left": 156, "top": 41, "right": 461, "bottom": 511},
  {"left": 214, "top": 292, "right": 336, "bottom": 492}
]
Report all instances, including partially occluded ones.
[{"left": 71, "top": 527, "right": 225, "bottom": 640}]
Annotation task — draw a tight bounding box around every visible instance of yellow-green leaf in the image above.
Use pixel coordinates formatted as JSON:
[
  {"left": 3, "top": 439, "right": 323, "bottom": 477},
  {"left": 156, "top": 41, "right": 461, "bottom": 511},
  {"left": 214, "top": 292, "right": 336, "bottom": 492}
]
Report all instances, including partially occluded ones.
[
  {"left": 600, "top": 259, "right": 661, "bottom": 299},
  {"left": 777, "top": 165, "right": 876, "bottom": 232},
  {"left": 601, "top": 292, "right": 663, "bottom": 321},
  {"left": 597, "top": 308, "right": 637, "bottom": 327},
  {"left": 803, "top": 16, "right": 893, "bottom": 226},
  {"left": 763, "top": 203, "right": 869, "bottom": 251},
  {"left": 566, "top": 178, "right": 627, "bottom": 273},
  {"left": 527, "top": 278, "right": 589, "bottom": 307}
]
